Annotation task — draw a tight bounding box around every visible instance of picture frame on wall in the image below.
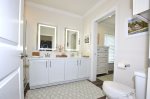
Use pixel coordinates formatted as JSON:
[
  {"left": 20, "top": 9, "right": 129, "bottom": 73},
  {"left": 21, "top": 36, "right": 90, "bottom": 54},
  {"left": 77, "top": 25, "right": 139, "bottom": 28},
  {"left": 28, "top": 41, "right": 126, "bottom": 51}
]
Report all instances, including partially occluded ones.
[{"left": 128, "top": 17, "right": 148, "bottom": 35}]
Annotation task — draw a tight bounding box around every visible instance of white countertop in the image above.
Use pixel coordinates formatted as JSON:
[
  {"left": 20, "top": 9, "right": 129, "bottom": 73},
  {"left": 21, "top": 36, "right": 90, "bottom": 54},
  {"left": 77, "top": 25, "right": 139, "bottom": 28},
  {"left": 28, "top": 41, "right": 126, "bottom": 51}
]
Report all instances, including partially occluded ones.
[{"left": 28, "top": 56, "right": 90, "bottom": 60}]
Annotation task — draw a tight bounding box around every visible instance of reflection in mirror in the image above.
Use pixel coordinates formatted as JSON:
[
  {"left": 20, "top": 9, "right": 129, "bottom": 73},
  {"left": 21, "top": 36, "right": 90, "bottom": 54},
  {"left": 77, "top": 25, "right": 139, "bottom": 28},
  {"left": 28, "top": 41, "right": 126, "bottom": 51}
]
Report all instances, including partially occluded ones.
[
  {"left": 65, "top": 28, "right": 79, "bottom": 51},
  {"left": 38, "top": 24, "right": 56, "bottom": 50}
]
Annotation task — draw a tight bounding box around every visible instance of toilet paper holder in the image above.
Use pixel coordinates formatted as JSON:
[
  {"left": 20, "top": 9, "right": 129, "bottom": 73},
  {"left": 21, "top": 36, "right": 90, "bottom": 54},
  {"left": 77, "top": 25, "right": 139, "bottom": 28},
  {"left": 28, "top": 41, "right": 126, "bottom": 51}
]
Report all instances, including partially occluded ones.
[
  {"left": 118, "top": 63, "right": 130, "bottom": 69},
  {"left": 125, "top": 64, "right": 130, "bottom": 67}
]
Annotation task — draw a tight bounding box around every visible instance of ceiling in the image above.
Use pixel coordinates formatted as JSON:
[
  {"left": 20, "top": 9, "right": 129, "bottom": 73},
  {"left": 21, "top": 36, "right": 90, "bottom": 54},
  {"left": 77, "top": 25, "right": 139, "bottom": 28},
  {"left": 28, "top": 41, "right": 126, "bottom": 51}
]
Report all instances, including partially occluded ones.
[{"left": 26, "top": 0, "right": 105, "bottom": 16}]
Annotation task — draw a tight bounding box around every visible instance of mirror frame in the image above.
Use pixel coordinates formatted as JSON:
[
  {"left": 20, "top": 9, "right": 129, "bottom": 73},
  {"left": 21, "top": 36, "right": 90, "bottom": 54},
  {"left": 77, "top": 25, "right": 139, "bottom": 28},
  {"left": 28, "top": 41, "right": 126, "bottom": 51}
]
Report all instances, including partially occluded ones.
[
  {"left": 65, "top": 28, "right": 79, "bottom": 51},
  {"left": 38, "top": 23, "right": 57, "bottom": 51}
]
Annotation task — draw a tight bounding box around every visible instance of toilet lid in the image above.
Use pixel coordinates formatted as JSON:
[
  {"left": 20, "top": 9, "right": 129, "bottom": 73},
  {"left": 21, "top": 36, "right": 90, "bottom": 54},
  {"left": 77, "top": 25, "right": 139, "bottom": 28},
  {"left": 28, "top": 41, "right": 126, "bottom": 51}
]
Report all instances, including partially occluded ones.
[{"left": 103, "top": 81, "right": 135, "bottom": 97}]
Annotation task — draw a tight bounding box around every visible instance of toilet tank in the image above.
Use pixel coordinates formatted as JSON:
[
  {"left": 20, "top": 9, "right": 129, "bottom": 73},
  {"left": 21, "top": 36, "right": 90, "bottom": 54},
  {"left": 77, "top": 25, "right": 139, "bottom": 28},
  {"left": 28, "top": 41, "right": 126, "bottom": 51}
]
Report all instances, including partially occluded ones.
[{"left": 134, "top": 71, "right": 146, "bottom": 99}]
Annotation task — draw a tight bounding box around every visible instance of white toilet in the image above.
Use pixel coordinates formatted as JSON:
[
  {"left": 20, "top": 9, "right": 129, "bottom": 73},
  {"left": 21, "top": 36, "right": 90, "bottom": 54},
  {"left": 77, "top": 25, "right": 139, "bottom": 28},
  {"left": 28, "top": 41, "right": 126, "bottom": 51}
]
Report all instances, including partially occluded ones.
[
  {"left": 103, "top": 71, "right": 146, "bottom": 99},
  {"left": 134, "top": 71, "right": 146, "bottom": 99},
  {"left": 103, "top": 81, "right": 135, "bottom": 99}
]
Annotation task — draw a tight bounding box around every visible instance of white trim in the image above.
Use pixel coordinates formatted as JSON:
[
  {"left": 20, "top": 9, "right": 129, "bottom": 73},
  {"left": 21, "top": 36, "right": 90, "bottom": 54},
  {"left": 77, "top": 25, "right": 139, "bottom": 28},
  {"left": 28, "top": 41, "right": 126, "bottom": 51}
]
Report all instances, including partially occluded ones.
[
  {"left": 90, "top": 21, "right": 97, "bottom": 81},
  {"left": 30, "top": 77, "right": 89, "bottom": 89},
  {"left": 90, "top": 6, "right": 117, "bottom": 81},
  {"left": 92, "top": 7, "right": 116, "bottom": 23},
  {"left": 18, "top": 0, "right": 21, "bottom": 48},
  {"left": 25, "top": 1, "right": 83, "bottom": 19}
]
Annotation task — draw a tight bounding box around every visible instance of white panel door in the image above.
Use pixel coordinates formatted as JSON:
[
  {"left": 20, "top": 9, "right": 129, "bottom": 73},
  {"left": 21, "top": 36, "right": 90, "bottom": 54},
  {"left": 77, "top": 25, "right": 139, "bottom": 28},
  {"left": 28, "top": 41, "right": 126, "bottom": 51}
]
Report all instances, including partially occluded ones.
[
  {"left": 0, "top": 0, "right": 24, "bottom": 99},
  {"left": 49, "top": 59, "right": 65, "bottom": 83},
  {"left": 0, "top": 0, "right": 20, "bottom": 43},
  {"left": 29, "top": 60, "right": 48, "bottom": 86},
  {"left": 0, "top": 69, "right": 20, "bottom": 99},
  {"left": 78, "top": 59, "right": 90, "bottom": 78},
  {"left": 65, "top": 59, "right": 78, "bottom": 80}
]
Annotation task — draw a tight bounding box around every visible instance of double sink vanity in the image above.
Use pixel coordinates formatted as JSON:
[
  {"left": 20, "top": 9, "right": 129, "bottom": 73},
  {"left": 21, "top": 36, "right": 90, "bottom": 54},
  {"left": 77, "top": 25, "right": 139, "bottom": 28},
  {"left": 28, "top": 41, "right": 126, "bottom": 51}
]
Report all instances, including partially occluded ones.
[
  {"left": 29, "top": 57, "right": 90, "bottom": 89},
  {"left": 28, "top": 23, "right": 90, "bottom": 89}
]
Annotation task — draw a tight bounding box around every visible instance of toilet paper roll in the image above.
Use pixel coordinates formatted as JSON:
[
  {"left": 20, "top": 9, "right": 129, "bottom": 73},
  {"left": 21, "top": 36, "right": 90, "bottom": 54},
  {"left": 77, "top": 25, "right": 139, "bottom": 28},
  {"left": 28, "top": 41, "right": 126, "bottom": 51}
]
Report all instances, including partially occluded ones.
[{"left": 118, "top": 63, "right": 126, "bottom": 69}]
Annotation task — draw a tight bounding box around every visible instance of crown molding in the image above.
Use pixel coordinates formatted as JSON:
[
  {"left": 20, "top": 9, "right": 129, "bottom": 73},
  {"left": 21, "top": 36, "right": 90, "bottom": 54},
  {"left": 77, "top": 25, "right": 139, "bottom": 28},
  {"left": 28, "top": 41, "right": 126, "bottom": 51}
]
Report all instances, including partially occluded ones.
[
  {"left": 83, "top": 0, "right": 107, "bottom": 17},
  {"left": 25, "top": 1, "right": 83, "bottom": 19},
  {"left": 25, "top": 0, "right": 108, "bottom": 19}
]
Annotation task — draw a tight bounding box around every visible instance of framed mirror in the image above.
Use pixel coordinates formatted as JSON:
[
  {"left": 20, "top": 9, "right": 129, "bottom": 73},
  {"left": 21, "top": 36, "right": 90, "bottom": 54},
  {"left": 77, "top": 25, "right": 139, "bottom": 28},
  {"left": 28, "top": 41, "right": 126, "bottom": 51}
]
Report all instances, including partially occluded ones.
[
  {"left": 65, "top": 28, "right": 79, "bottom": 51},
  {"left": 38, "top": 24, "right": 56, "bottom": 50}
]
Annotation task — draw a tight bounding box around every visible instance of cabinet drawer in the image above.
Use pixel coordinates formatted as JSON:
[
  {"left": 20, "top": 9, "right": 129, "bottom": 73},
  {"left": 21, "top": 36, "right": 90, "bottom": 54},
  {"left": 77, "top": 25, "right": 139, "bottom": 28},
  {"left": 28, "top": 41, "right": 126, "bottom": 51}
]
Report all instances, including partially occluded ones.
[
  {"left": 97, "top": 66, "right": 108, "bottom": 74},
  {"left": 97, "top": 47, "right": 108, "bottom": 53},
  {"left": 97, "top": 63, "right": 108, "bottom": 67},
  {"left": 97, "top": 53, "right": 108, "bottom": 57},
  {"left": 97, "top": 58, "right": 108, "bottom": 63}
]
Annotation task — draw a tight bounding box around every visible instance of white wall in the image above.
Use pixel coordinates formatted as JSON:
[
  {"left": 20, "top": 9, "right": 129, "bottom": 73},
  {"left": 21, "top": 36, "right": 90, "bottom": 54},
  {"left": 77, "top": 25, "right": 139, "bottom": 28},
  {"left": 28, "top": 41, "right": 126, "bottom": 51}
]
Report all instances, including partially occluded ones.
[
  {"left": 84, "top": 0, "right": 148, "bottom": 88},
  {"left": 25, "top": 1, "right": 83, "bottom": 57},
  {"left": 98, "top": 22, "right": 115, "bottom": 46}
]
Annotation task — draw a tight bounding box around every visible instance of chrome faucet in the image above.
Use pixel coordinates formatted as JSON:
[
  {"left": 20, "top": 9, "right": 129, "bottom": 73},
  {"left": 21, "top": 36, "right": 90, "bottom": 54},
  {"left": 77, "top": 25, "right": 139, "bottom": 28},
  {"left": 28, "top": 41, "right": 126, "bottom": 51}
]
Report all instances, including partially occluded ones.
[{"left": 45, "top": 53, "right": 50, "bottom": 57}]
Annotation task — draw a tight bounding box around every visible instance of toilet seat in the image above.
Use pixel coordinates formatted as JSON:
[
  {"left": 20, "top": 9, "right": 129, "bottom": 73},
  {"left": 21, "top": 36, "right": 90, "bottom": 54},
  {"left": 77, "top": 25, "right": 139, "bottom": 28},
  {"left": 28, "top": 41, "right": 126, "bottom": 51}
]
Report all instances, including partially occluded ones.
[{"left": 103, "top": 81, "right": 135, "bottom": 99}]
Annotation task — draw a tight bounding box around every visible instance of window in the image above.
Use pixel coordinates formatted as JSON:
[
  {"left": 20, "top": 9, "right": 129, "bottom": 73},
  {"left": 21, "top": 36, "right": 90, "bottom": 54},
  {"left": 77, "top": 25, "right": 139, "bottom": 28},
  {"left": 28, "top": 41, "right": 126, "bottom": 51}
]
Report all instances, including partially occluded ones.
[{"left": 104, "top": 34, "right": 115, "bottom": 63}]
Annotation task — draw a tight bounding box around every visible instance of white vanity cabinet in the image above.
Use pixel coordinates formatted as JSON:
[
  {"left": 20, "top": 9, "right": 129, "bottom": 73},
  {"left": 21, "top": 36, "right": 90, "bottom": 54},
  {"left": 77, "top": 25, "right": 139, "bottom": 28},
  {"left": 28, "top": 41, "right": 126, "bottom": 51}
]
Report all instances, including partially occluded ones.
[
  {"left": 65, "top": 59, "right": 78, "bottom": 80},
  {"left": 78, "top": 58, "right": 90, "bottom": 78},
  {"left": 133, "top": 0, "right": 150, "bottom": 15},
  {"left": 29, "top": 58, "right": 90, "bottom": 89},
  {"left": 65, "top": 58, "right": 90, "bottom": 80},
  {"left": 29, "top": 59, "right": 65, "bottom": 87},
  {"left": 49, "top": 59, "right": 65, "bottom": 83},
  {"left": 29, "top": 59, "right": 49, "bottom": 86}
]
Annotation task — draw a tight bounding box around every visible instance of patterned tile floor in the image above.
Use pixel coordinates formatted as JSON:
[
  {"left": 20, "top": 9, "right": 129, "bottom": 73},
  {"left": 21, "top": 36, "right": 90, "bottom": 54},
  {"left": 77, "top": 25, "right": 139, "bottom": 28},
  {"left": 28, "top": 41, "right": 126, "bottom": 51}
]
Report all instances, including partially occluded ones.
[
  {"left": 97, "top": 74, "right": 113, "bottom": 81},
  {"left": 91, "top": 79, "right": 106, "bottom": 99},
  {"left": 24, "top": 71, "right": 113, "bottom": 99},
  {"left": 94, "top": 71, "right": 114, "bottom": 99},
  {"left": 25, "top": 80, "right": 105, "bottom": 99}
]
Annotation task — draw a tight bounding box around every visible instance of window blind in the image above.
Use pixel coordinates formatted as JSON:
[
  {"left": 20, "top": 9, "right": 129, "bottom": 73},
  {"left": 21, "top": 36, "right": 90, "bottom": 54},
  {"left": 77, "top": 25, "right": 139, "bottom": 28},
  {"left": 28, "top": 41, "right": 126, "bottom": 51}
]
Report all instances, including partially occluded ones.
[{"left": 104, "top": 34, "right": 115, "bottom": 63}]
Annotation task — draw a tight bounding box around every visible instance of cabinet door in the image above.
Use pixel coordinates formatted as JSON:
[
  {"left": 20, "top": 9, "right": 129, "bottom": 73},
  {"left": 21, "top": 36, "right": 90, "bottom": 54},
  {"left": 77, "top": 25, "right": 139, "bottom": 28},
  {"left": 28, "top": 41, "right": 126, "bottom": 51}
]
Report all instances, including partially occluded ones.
[
  {"left": 29, "top": 60, "right": 48, "bottom": 86},
  {"left": 65, "top": 59, "right": 78, "bottom": 80},
  {"left": 78, "top": 59, "right": 90, "bottom": 78},
  {"left": 133, "top": 0, "right": 150, "bottom": 15},
  {"left": 49, "top": 59, "right": 65, "bottom": 83}
]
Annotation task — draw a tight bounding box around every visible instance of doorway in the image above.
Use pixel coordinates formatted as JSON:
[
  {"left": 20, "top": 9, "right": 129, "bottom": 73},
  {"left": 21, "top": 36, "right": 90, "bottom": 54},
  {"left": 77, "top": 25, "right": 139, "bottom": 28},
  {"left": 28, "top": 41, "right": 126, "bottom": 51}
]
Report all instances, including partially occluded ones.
[
  {"left": 91, "top": 11, "right": 116, "bottom": 82},
  {"left": 97, "top": 14, "right": 115, "bottom": 81}
]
